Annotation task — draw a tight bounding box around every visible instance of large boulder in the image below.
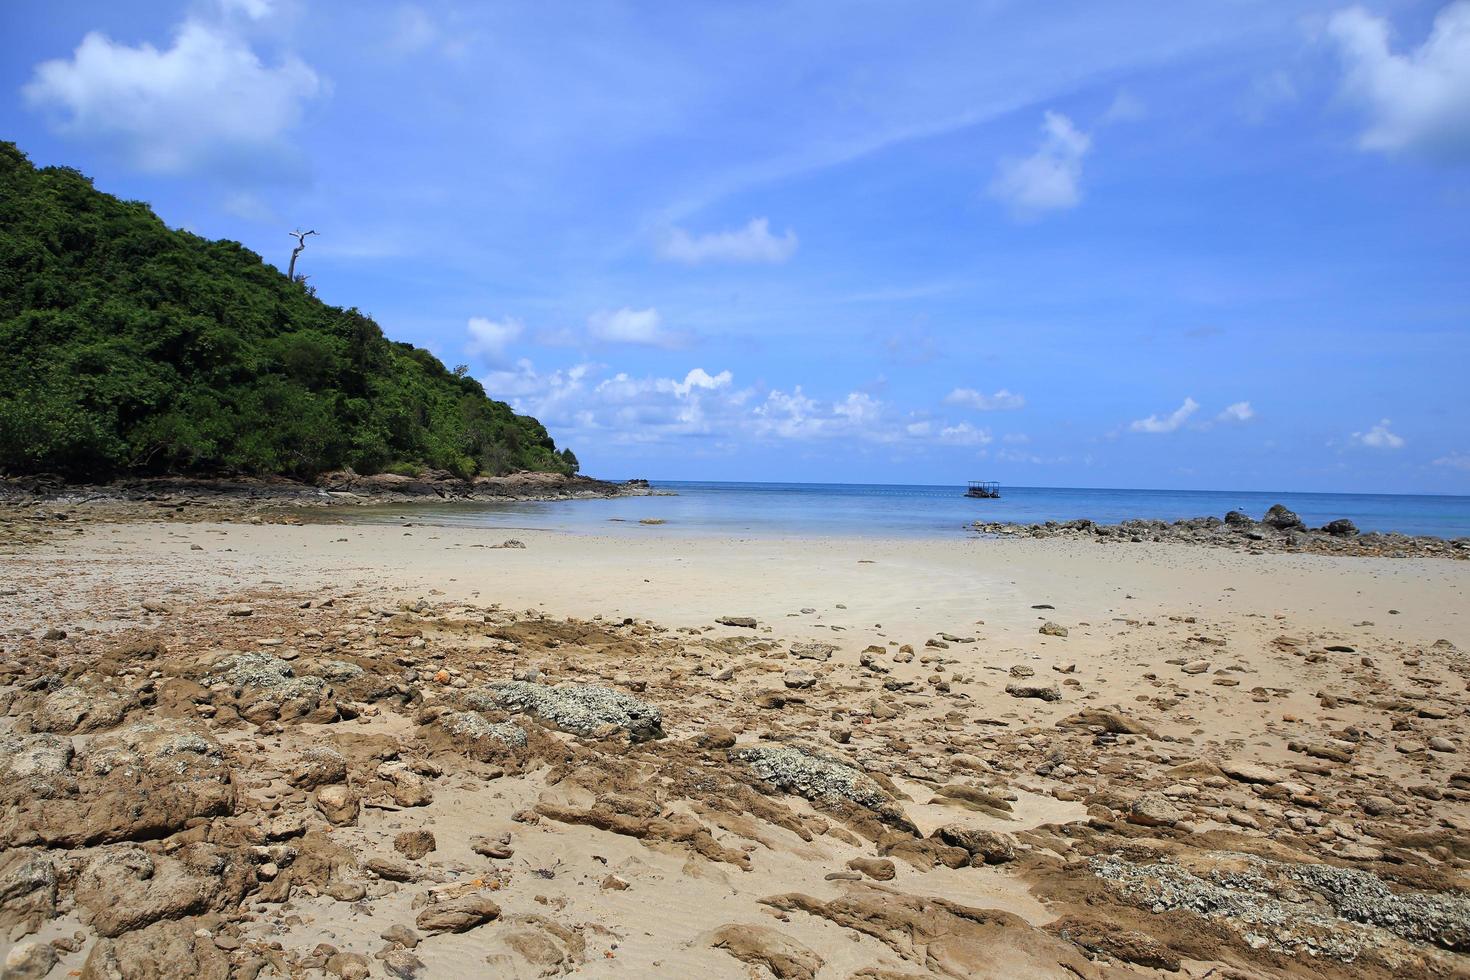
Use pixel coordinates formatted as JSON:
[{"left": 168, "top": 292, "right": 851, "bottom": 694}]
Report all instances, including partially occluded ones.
[{"left": 1262, "top": 504, "right": 1304, "bottom": 530}]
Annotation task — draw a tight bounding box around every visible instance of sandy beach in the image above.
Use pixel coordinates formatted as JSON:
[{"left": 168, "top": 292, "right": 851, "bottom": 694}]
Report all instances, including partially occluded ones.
[{"left": 3, "top": 514, "right": 1470, "bottom": 978}]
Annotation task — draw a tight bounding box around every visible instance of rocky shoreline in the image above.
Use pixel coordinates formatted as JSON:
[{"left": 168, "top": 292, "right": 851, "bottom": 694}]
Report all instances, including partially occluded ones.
[
  {"left": 976, "top": 504, "right": 1469, "bottom": 560},
  {"left": 0, "top": 471, "right": 655, "bottom": 537},
  {"left": 2, "top": 565, "right": 1468, "bottom": 976}
]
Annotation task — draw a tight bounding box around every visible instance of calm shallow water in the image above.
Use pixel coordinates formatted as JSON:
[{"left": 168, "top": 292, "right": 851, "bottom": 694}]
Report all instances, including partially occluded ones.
[{"left": 340, "top": 481, "right": 1470, "bottom": 540}]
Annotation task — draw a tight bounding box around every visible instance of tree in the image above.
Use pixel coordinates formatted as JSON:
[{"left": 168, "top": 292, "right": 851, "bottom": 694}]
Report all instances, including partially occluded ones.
[{"left": 286, "top": 229, "right": 317, "bottom": 281}]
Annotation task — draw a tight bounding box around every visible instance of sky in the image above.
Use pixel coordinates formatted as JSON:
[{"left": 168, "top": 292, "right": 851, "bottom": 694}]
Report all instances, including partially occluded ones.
[{"left": 2, "top": 0, "right": 1468, "bottom": 493}]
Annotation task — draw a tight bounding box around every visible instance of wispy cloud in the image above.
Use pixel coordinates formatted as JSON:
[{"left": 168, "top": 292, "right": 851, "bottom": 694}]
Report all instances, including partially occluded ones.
[
  {"left": 658, "top": 217, "right": 797, "bottom": 265},
  {"left": 1130, "top": 397, "right": 1199, "bottom": 434},
  {"left": 988, "top": 110, "right": 1091, "bottom": 218},
  {"left": 587, "top": 307, "right": 685, "bottom": 348},
  {"left": 1434, "top": 451, "right": 1470, "bottom": 471},
  {"left": 944, "top": 387, "right": 1025, "bottom": 411},
  {"left": 465, "top": 316, "right": 523, "bottom": 365}
]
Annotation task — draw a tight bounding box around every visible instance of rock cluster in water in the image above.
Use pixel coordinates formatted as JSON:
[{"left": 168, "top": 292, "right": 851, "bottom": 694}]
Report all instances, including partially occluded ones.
[{"left": 976, "top": 504, "right": 1468, "bottom": 559}]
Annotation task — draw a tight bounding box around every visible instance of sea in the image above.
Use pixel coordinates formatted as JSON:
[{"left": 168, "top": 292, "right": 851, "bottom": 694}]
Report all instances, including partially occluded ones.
[{"left": 342, "top": 481, "right": 1470, "bottom": 540}]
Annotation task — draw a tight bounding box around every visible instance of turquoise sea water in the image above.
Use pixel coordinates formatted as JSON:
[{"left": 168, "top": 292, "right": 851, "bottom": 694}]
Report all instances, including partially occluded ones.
[{"left": 343, "top": 481, "right": 1470, "bottom": 540}]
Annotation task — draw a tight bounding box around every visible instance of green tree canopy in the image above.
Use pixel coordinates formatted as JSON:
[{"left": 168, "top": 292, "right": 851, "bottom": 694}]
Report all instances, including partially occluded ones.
[{"left": 0, "top": 142, "right": 576, "bottom": 481}]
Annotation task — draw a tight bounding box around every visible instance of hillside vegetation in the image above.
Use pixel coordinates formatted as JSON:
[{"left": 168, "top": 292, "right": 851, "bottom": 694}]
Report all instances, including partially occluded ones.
[{"left": 0, "top": 142, "right": 576, "bottom": 481}]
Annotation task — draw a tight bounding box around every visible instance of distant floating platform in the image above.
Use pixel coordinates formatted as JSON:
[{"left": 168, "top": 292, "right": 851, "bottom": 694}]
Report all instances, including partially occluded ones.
[{"left": 965, "top": 481, "right": 1001, "bottom": 499}]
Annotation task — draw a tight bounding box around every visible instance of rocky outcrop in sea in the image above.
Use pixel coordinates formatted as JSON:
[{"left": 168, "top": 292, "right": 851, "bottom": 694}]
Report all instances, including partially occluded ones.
[{"left": 975, "top": 504, "right": 1468, "bottom": 559}]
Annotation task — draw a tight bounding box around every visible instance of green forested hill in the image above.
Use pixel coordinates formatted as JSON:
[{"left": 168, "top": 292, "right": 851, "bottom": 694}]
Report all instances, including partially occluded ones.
[{"left": 0, "top": 142, "right": 576, "bottom": 481}]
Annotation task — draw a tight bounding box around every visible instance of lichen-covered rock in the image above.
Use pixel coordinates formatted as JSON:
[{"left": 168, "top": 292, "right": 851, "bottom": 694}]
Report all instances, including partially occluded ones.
[
  {"left": 80, "top": 918, "right": 231, "bottom": 980},
  {"left": 201, "top": 651, "right": 337, "bottom": 724},
  {"left": 486, "top": 682, "right": 664, "bottom": 742},
  {"left": 32, "top": 683, "right": 137, "bottom": 734},
  {"left": 289, "top": 745, "right": 349, "bottom": 789},
  {"left": 433, "top": 710, "right": 529, "bottom": 761},
  {"left": 732, "top": 744, "right": 911, "bottom": 829},
  {"left": 0, "top": 849, "right": 57, "bottom": 934},
  {"left": 0, "top": 723, "right": 234, "bottom": 848},
  {"left": 75, "top": 846, "right": 220, "bottom": 937}
]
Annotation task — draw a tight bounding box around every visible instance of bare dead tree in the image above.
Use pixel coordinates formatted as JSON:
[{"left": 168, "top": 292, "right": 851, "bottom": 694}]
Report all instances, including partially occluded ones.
[{"left": 287, "top": 229, "right": 317, "bottom": 281}]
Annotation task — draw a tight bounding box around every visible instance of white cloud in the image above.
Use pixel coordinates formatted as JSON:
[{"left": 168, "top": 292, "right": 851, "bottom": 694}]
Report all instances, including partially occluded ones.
[
  {"left": 988, "top": 110, "right": 1091, "bottom": 217},
  {"left": 658, "top": 218, "right": 798, "bottom": 265},
  {"left": 1433, "top": 451, "right": 1470, "bottom": 471},
  {"left": 944, "top": 387, "right": 1025, "bottom": 411},
  {"left": 1352, "top": 418, "right": 1405, "bottom": 449},
  {"left": 587, "top": 307, "right": 684, "bottom": 348},
  {"left": 23, "top": 18, "right": 322, "bottom": 177},
  {"left": 938, "top": 422, "right": 993, "bottom": 447},
  {"left": 465, "top": 316, "right": 524, "bottom": 364},
  {"left": 1129, "top": 397, "right": 1200, "bottom": 434},
  {"left": 1217, "top": 401, "right": 1255, "bottom": 422},
  {"left": 1326, "top": 2, "right": 1470, "bottom": 161}
]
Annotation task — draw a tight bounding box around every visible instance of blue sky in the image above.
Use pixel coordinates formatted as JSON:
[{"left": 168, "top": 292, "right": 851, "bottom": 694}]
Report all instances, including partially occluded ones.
[{"left": 3, "top": 0, "right": 1468, "bottom": 492}]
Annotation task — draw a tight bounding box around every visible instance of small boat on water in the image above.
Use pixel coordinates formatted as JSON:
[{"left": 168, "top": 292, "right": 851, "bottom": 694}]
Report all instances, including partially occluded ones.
[{"left": 965, "top": 481, "right": 1000, "bottom": 499}]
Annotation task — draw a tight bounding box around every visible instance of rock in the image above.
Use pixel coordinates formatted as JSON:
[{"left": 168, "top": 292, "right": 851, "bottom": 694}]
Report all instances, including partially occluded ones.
[
  {"left": 394, "top": 830, "right": 437, "bottom": 860},
  {"left": 1047, "top": 915, "right": 1181, "bottom": 971},
  {"left": 226, "top": 604, "right": 253, "bottom": 617},
  {"left": 930, "top": 784, "right": 1013, "bottom": 819},
  {"left": 732, "top": 744, "right": 912, "bottom": 830},
  {"left": 493, "top": 538, "right": 526, "bottom": 549},
  {"left": 1038, "top": 622, "right": 1068, "bottom": 638},
  {"left": 415, "top": 892, "right": 501, "bottom": 933},
  {"left": 75, "top": 846, "right": 219, "bottom": 938},
  {"left": 710, "top": 923, "right": 824, "bottom": 980},
  {"left": 0, "top": 723, "right": 234, "bottom": 849},
  {"left": 3, "top": 941, "right": 57, "bottom": 980},
  {"left": 717, "top": 616, "right": 757, "bottom": 628},
  {"left": 1262, "top": 504, "right": 1303, "bottom": 530},
  {"left": 783, "top": 669, "right": 817, "bottom": 690},
  {"left": 469, "top": 834, "right": 514, "bottom": 859},
  {"left": 846, "top": 857, "right": 896, "bottom": 881},
  {"left": 485, "top": 681, "right": 664, "bottom": 742},
  {"left": 1180, "top": 659, "right": 1211, "bottom": 674},
  {"left": 382, "top": 949, "right": 427, "bottom": 979},
  {"left": 1055, "top": 709, "right": 1155, "bottom": 737},
  {"left": 326, "top": 951, "right": 371, "bottom": 980},
  {"left": 315, "top": 784, "right": 359, "bottom": 825},
  {"left": 697, "top": 725, "right": 737, "bottom": 749},
  {"left": 1004, "top": 680, "right": 1061, "bottom": 701},
  {"left": 40, "top": 628, "right": 66, "bottom": 641},
  {"left": 381, "top": 924, "right": 420, "bottom": 949},
  {"left": 80, "top": 920, "right": 231, "bottom": 980},
  {"left": 1218, "top": 759, "right": 1280, "bottom": 785},
  {"left": 1430, "top": 736, "right": 1457, "bottom": 753},
  {"left": 933, "top": 825, "right": 1016, "bottom": 865},
  {"left": 1322, "top": 518, "right": 1358, "bottom": 537},
  {"left": 1128, "top": 794, "right": 1185, "bottom": 828},
  {"left": 32, "top": 683, "right": 137, "bottom": 735},
  {"left": 1224, "top": 510, "right": 1253, "bottom": 526},
  {"left": 760, "top": 884, "right": 1100, "bottom": 979},
  {"left": 0, "top": 850, "right": 57, "bottom": 934},
  {"left": 366, "top": 855, "right": 416, "bottom": 881},
  {"left": 290, "top": 745, "right": 348, "bottom": 789},
  {"left": 141, "top": 598, "right": 173, "bottom": 614},
  {"left": 790, "top": 641, "right": 836, "bottom": 662},
  {"left": 429, "top": 711, "right": 528, "bottom": 761}
]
